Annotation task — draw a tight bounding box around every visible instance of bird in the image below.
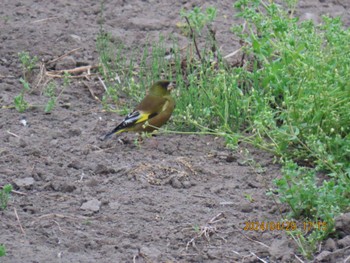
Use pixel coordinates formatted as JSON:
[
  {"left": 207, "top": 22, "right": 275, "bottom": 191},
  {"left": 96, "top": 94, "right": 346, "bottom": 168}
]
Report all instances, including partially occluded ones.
[{"left": 102, "top": 80, "right": 176, "bottom": 140}]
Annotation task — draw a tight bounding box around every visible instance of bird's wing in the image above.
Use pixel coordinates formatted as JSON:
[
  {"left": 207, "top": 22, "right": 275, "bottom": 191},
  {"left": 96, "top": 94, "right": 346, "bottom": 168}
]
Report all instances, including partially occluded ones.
[
  {"left": 135, "top": 95, "right": 167, "bottom": 113},
  {"left": 120, "top": 110, "right": 156, "bottom": 128}
]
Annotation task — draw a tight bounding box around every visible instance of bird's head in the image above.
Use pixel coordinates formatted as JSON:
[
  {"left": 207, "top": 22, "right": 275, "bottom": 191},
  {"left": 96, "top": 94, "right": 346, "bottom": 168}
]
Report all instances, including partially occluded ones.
[{"left": 150, "top": 80, "right": 176, "bottom": 96}]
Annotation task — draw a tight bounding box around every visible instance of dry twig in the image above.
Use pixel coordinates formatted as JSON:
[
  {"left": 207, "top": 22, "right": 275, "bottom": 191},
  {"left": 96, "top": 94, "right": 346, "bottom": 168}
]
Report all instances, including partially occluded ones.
[
  {"left": 250, "top": 252, "right": 268, "bottom": 263},
  {"left": 186, "top": 212, "right": 226, "bottom": 250},
  {"left": 0, "top": 185, "right": 27, "bottom": 196},
  {"left": 14, "top": 207, "right": 26, "bottom": 235},
  {"left": 46, "top": 47, "right": 82, "bottom": 65},
  {"left": 46, "top": 65, "right": 99, "bottom": 77},
  {"left": 82, "top": 81, "right": 101, "bottom": 102},
  {"left": 184, "top": 16, "right": 202, "bottom": 62},
  {"left": 31, "top": 17, "right": 60, "bottom": 24},
  {"left": 6, "top": 131, "right": 19, "bottom": 138},
  {"left": 239, "top": 230, "right": 270, "bottom": 248}
]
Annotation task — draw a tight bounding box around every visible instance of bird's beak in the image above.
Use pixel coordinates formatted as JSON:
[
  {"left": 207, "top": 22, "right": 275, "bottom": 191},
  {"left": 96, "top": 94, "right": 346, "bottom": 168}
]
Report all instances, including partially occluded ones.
[{"left": 168, "top": 82, "right": 176, "bottom": 91}]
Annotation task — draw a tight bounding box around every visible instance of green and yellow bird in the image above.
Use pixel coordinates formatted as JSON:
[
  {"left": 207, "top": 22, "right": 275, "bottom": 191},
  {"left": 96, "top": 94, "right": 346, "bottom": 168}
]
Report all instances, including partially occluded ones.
[{"left": 103, "top": 80, "right": 176, "bottom": 140}]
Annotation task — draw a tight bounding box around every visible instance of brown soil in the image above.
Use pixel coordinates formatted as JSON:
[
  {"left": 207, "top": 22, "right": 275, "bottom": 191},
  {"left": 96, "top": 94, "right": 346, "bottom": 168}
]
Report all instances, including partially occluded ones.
[{"left": 1, "top": 1, "right": 350, "bottom": 262}]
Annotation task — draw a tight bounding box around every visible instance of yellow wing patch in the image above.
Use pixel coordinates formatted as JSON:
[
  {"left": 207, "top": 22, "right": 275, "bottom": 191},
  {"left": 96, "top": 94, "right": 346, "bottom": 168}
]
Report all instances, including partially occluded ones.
[{"left": 135, "top": 111, "right": 152, "bottom": 124}]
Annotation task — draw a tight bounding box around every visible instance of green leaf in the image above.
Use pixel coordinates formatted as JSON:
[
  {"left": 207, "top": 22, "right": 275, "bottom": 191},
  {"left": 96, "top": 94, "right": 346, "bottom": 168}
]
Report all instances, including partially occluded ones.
[
  {"left": 14, "top": 94, "right": 28, "bottom": 113},
  {"left": 0, "top": 245, "right": 6, "bottom": 257},
  {"left": 45, "top": 98, "right": 56, "bottom": 113}
]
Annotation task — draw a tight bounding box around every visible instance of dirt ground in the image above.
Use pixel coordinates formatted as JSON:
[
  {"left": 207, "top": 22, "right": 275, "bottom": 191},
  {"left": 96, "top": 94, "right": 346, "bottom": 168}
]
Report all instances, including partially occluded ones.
[{"left": 1, "top": 1, "right": 350, "bottom": 262}]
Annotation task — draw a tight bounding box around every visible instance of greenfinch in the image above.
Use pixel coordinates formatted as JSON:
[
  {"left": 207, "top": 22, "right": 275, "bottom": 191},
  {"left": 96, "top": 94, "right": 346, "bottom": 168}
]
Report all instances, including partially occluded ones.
[{"left": 103, "top": 80, "right": 176, "bottom": 140}]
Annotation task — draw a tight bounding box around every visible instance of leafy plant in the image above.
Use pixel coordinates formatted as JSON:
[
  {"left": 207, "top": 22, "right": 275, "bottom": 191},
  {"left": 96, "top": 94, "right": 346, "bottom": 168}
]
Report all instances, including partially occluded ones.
[
  {"left": 43, "top": 81, "right": 57, "bottom": 113},
  {"left": 180, "top": 6, "right": 217, "bottom": 35},
  {"left": 0, "top": 244, "right": 5, "bottom": 257},
  {"left": 18, "top": 51, "right": 38, "bottom": 80},
  {"left": 0, "top": 184, "right": 12, "bottom": 210},
  {"left": 13, "top": 78, "right": 30, "bottom": 112},
  {"left": 229, "top": 0, "right": 350, "bottom": 255}
]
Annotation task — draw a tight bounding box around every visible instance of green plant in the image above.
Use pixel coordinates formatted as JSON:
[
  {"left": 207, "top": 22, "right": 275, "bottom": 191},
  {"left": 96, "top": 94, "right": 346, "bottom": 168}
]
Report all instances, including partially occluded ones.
[
  {"left": 244, "top": 193, "right": 254, "bottom": 202},
  {"left": 274, "top": 160, "right": 348, "bottom": 256},
  {"left": 0, "top": 244, "right": 5, "bottom": 257},
  {"left": 18, "top": 51, "right": 38, "bottom": 80},
  {"left": 44, "top": 81, "right": 57, "bottom": 113},
  {"left": 180, "top": 6, "right": 217, "bottom": 36},
  {"left": 13, "top": 78, "right": 30, "bottom": 112},
  {"left": 275, "top": 161, "right": 348, "bottom": 221},
  {"left": 45, "top": 71, "right": 72, "bottom": 113},
  {"left": 0, "top": 184, "right": 12, "bottom": 210},
  {"left": 227, "top": 0, "right": 350, "bottom": 254}
]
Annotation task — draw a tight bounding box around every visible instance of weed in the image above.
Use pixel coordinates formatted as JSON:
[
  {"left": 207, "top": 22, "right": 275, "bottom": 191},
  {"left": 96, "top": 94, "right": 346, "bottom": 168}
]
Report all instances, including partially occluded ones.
[
  {"left": 43, "top": 81, "right": 57, "bottom": 113},
  {"left": 0, "top": 244, "right": 5, "bottom": 257},
  {"left": 13, "top": 78, "right": 30, "bottom": 112},
  {"left": 244, "top": 193, "right": 254, "bottom": 203},
  {"left": 18, "top": 51, "right": 38, "bottom": 80},
  {"left": 229, "top": 0, "right": 350, "bottom": 254},
  {"left": 180, "top": 6, "right": 217, "bottom": 36},
  {"left": 0, "top": 184, "right": 12, "bottom": 210}
]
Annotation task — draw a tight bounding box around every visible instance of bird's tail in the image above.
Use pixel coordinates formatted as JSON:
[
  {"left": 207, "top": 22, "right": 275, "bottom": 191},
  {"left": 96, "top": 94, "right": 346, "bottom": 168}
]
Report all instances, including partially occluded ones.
[{"left": 102, "top": 126, "right": 123, "bottom": 141}]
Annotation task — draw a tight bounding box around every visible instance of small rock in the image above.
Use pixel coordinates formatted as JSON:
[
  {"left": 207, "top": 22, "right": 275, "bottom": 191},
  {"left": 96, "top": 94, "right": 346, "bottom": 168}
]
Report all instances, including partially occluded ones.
[
  {"left": 67, "top": 160, "right": 83, "bottom": 170},
  {"left": 337, "top": 235, "right": 350, "bottom": 248},
  {"left": 69, "top": 34, "right": 81, "bottom": 43},
  {"left": 324, "top": 238, "right": 337, "bottom": 252},
  {"left": 94, "top": 164, "right": 111, "bottom": 175},
  {"left": 240, "top": 203, "right": 253, "bottom": 213},
  {"left": 170, "top": 177, "right": 182, "bottom": 188},
  {"left": 182, "top": 180, "right": 192, "bottom": 188},
  {"left": 19, "top": 138, "right": 27, "bottom": 148},
  {"left": 13, "top": 177, "right": 34, "bottom": 189},
  {"left": 269, "top": 238, "right": 294, "bottom": 262},
  {"left": 314, "top": 250, "right": 332, "bottom": 262},
  {"left": 335, "top": 212, "right": 350, "bottom": 237},
  {"left": 55, "top": 56, "right": 76, "bottom": 70},
  {"left": 81, "top": 199, "right": 101, "bottom": 212},
  {"left": 50, "top": 182, "right": 76, "bottom": 193}
]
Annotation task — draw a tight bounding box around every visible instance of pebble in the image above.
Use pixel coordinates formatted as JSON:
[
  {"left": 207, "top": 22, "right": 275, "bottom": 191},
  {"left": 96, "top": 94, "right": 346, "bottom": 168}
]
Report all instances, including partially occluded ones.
[
  {"left": 337, "top": 235, "right": 350, "bottom": 248},
  {"left": 55, "top": 56, "right": 76, "bottom": 70},
  {"left": 335, "top": 212, "right": 350, "bottom": 236},
  {"left": 13, "top": 177, "right": 34, "bottom": 189},
  {"left": 314, "top": 250, "right": 332, "bottom": 262},
  {"left": 170, "top": 177, "right": 182, "bottom": 188},
  {"left": 240, "top": 203, "right": 253, "bottom": 213},
  {"left": 324, "top": 238, "right": 337, "bottom": 252},
  {"left": 80, "top": 199, "right": 101, "bottom": 212}
]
